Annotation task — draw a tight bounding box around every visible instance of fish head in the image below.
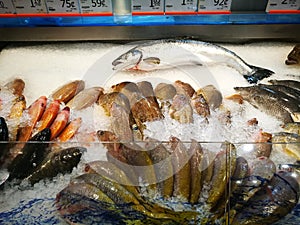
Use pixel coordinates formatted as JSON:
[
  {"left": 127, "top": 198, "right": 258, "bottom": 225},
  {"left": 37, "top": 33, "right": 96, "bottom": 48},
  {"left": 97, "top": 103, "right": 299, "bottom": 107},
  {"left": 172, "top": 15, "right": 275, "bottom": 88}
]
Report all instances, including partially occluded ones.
[
  {"left": 112, "top": 48, "right": 161, "bottom": 71},
  {"left": 112, "top": 48, "right": 143, "bottom": 71}
]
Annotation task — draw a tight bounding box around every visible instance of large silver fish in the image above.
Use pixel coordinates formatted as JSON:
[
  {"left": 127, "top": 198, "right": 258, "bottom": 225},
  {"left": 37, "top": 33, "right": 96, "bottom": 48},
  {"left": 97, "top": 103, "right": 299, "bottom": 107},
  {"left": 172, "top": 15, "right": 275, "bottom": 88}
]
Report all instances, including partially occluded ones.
[
  {"left": 234, "top": 85, "right": 300, "bottom": 123},
  {"left": 112, "top": 39, "right": 274, "bottom": 84}
]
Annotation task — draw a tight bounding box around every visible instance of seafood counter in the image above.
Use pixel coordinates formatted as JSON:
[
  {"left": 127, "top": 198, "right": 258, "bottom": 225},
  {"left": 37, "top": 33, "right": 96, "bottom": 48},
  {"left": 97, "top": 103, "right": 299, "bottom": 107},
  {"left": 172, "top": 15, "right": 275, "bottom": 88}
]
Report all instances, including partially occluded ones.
[{"left": 0, "top": 40, "right": 300, "bottom": 224}]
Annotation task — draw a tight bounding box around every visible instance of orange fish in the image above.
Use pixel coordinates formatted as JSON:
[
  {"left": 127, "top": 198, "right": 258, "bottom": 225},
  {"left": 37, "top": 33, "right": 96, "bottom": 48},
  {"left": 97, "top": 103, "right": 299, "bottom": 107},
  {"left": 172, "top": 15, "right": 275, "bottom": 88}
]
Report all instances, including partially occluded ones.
[
  {"left": 49, "top": 106, "right": 70, "bottom": 140},
  {"left": 17, "top": 96, "right": 47, "bottom": 142},
  {"left": 57, "top": 117, "right": 82, "bottom": 142},
  {"left": 38, "top": 100, "right": 61, "bottom": 131}
]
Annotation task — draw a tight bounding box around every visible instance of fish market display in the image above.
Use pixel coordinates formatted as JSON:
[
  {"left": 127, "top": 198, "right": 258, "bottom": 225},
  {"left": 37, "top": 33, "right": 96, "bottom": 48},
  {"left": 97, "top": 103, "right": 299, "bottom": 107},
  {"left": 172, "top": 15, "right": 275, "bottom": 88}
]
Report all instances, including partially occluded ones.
[
  {"left": 0, "top": 41, "right": 300, "bottom": 225},
  {"left": 285, "top": 44, "right": 300, "bottom": 65},
  {"left": 112, "top": 39, "right": 274, "bottom": 84}
]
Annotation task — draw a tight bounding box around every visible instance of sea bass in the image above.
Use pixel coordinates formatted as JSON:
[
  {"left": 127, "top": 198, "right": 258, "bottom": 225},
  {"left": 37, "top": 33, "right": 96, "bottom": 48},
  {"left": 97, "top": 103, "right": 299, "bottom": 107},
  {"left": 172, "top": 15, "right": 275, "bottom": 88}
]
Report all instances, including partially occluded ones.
[
  {"left": 234, "top": 85, "right": 300, "bottom": 123},
  {"left": 112, "top": 39, "right": 274, "bottom": 84}
]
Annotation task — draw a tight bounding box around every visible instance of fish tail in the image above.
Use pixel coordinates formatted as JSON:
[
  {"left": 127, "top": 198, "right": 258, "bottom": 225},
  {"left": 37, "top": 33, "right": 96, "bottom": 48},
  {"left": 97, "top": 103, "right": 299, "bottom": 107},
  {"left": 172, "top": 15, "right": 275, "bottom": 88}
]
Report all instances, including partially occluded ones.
[
  {"left": 291, "top": 112, "right": 300, "bottom": 122},
  {"left": 243, "top": 65, "right": 274, "bottom": 84}
]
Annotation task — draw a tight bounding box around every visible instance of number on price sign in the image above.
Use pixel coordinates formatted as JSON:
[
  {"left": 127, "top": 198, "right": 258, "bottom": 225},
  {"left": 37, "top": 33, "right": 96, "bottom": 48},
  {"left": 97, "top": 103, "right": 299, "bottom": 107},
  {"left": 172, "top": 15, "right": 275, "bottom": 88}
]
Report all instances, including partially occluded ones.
[
  {"left": 213, "top": 0, "right": 228, "bottom": 7},
  {"left": 80, "top": 0, "right": 112, "bottom": 14},
  {"left": 30, "top": 0, "right": 42, "bottom": 8},
  {"left": 13, "top": 0, "right": 47, "bottom": 14},
  {"left": 266, "top": 0, "right": 299, "bottom": 12},
  {"left": 91, "top": 0, "right": 106, "bottom": 7},
  {"left": 198, "top": 0, "right": 232, "bottom": 12}
]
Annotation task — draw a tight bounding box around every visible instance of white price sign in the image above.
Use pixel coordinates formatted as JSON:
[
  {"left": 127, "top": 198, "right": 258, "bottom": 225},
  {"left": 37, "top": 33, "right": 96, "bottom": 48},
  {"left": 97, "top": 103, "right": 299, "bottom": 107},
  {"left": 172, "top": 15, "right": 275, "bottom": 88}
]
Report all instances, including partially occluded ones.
[
  {"left": 46, "top": 0, "right": 80, "bottom": 14},
  {"left": 132, "top": 0, "right": 163, "bottom": 14},
  {"left": 0, "top": 0, "right": 15, "bottom": 14},
  {"left": 198, "top": 0, "right": 232, "bottom": 12},
  {"left": 165, "top": 0, "right": 198, "bottom": 13},
  {"left": 13, "top": 0, "right": 47, "bottom": 14},
  {"left": 266, "top": 0, "right": 300, "bottom": 12},
  {"left": 80, "top": 0, "right": 112, "bottom": 14}
]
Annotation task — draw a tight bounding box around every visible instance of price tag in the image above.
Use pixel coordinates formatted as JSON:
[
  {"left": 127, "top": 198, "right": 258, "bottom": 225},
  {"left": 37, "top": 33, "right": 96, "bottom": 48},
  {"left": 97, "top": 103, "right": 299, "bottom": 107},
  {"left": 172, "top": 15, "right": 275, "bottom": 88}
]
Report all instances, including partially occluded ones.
[
  {"left": 0, "top": 0, "right": 15, "bottom": 14},
  {"left": 80, "top": 0, "right": 112, "bottom": 14},
  {"left": 198, "top": 0, "right": 232, "bottom": 13},
  {"left": 266, "top": 0, "right": 300, "bottom": 12},
  {"left": 12, "top": 0, "right": 47, "bottom": 14},
  {"left": 132, "top": 0, "right": 164, "bottom": 15},
  {"left": 165, "top": 0, "right": 198, "bottom": 14},
  {"left": 46, "top": 0, "right": 80, "bottom": 14}
]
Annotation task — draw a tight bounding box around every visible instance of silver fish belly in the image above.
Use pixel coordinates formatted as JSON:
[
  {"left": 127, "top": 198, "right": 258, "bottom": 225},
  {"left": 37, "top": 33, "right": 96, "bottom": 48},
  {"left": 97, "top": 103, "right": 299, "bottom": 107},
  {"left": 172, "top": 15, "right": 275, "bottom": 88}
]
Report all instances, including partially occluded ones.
[{"left": 112, "top": 39, "right": 274, "bottom": 84}]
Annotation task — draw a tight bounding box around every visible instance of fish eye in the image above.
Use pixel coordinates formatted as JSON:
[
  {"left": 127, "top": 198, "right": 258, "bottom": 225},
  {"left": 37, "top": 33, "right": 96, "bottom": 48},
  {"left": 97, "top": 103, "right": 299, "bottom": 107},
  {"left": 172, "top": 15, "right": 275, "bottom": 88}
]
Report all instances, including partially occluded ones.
[{"left": 132, "top": 124, "right": 139, "bottom": 131}]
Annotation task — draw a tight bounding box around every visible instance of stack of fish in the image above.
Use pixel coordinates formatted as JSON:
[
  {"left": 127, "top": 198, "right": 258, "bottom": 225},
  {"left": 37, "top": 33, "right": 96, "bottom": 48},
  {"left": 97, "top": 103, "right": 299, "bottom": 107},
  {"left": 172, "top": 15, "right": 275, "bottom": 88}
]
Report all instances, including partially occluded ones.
[{"left": 56, "top": 133, "right": 300, "bottom": 225}]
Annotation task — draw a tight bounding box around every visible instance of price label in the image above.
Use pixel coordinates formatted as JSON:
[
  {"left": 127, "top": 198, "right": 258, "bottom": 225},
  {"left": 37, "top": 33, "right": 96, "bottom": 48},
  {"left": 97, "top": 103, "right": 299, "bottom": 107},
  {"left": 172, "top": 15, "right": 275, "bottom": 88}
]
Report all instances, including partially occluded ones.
[
  {"left": 46, "top": 0, "right": 80, "bottom": 14},
  {"left": 0, "top": 0, "right": 15, "bottom": 14},
  {"left": 165, "top": 0, "right": 198, "bottom": 14},
  {"left": 12, "top": 0, "right": 47, "bottom": 14},
  {"left": 198, "top": 0, "right": 232, "bottom": 12},
  {"left": 132, "top": 0, "right": 163, "bottom": 14},
  {"left": 266, "top": 0, "right": 300, "bottom": 12},
  {"left": 80, "top": 0, "right": 112, "bottom": 14}
]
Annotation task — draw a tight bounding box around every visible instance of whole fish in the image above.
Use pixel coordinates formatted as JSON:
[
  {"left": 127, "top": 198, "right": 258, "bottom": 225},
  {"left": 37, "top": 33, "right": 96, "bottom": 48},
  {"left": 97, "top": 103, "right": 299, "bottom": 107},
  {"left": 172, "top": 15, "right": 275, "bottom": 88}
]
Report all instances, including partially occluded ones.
[
  {"left": 38, "top": 100, "right": 60, "bottom": 131},
  {"left": 67, "top": 87, "right": 103, "bottom": 110},
  {"left": 167, "top": 136, "right": 191, "bottom": 201},
  {"left": 169, "top": 94, "right": 193, "bottom": 123},
  {"left": 231, "top": 171, "right": 299, "bottom": 225},
  {"left": 272, "top": 132, "right": 300, "bottom": 160},
  {"left": 4, "top": 78, "right": 25, "bottom": 97},
  {"left": 282, "top": 122, "right": 300, "bottom": 135},
  {"left": 174, "top": 80, "right": 195, "bottom": 97},
  {"left": 253, "top": 130, "right": 272, "bottom": 158},
  {"left": 57, "top": 117, "right": 82, "bottom": 142},
  {"left": 50, "top": 80, "right": 85, "bottom": 104},
  {"left": 7, "top": 128, "right": 51, "bottom": 181},
  {"left": 191, "top": 92, "right": 210, "bottom": 118},
  {"left": 259, "top": 84, "right": 300, "bottom": 108},
  {"left": 154, "top": 83, "right": 177, "bottom": 101},
  {"left": 0, "top": 117, "right": 8, "bottom": 142},
  {"left": 196, "top": 85, "right": 223, "bottom": 110},
  {"left": 84, "top": 160, "right": 138, "bottom": 194},
  {"left": 49, "top": 106, "right": 70, "bottom": 140},
  {"left": 112, "top": 39, "right": 274, "bottom": 84},
  {"left": 17, "top": 96, "right": 47, "bottom": 142},
  {"left": 110, "top": 102, "right": 133, "bottom": 142},
  {"left": 188, "top": 139, "right": 204, "bottom": 204},
  {"left": 97, "top": 92, "right": 131, "bottom": 116},
  {"left": 285, "top": 44, "right": 300, "bottom": 65},
  {"left": 25, "top": 146, "right": 84, "bottom": 185},
  {"left": 8, "top": 95, "right": 26, "bottom": 141},
  {"left": 234, "top": 85, "right": 299, "bottom": 123},
  {"left": 70, "top": 173, "right": 197, "bottom": 222},
  {"left": 145, "top": 137, "right": 174, "bottom": 199},
  {"left": 259, "top": 84, "right": 300, "bottom": 100},
  {"left": 268, "top": 79, "right": 300, "bottom": 92},
  {"left": 207, "top": 142, "right": 236, "bottom": 209},
  {"left": 0, "top": 117, "right": 9, "bottom": 163}
]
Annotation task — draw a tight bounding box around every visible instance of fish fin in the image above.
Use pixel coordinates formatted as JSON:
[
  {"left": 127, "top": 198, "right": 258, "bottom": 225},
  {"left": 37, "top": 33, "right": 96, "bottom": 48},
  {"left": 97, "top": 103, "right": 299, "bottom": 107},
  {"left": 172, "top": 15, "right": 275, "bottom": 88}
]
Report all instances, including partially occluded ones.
[
  {"left": 291, "top": 112, "right": 300, "bottom": 122},
  {"left": 243, "top": 66, "right": 274, "bottom": 84},
  {"left": 143, "top": 57, "right": 161, "bottom": 65},
  {"left": 225, "top": 94, "right": 244, "bottom": 104}
]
